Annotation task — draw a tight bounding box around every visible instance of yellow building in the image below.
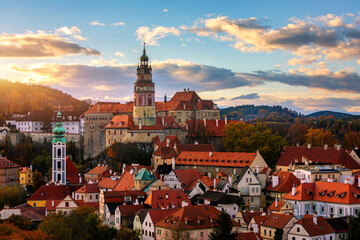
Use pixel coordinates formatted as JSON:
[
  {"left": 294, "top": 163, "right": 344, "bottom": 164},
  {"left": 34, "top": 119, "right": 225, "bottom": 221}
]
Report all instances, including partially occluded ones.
[
  {"left": 19, "top": 167, "right": 33, "bottom": 186},
  {"left": 260, "top": 213, "right": 297, "bottom": 240}
]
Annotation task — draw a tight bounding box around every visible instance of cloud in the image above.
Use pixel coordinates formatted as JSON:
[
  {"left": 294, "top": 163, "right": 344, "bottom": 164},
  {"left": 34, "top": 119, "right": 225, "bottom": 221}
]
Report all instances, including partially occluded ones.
[
  {"left": 136, "top": 26, "right": 181, "bottom": 45},
  {"left": 182, "top": 14, "right": 360, "bottom": 65},
  {"left": 230, "top": 93, "right": 259, "bottom": 100},
  {"left": 115, "top": 52, "right": 125, "bottom": 58},
  {"left": 113, "top": 22, "right": 125, "bottom": 26},
  {"left": 163, "top": 9, "right": 168, "bottom": 12},
  {"left": 0, "top": 31, "right": 100, "bottom": 58},
  {"left": 90, "top": 20, "right": 106, "bottom": 26},
  {"left": 55, "top": 26, "right": 86, "bottom": 40}
]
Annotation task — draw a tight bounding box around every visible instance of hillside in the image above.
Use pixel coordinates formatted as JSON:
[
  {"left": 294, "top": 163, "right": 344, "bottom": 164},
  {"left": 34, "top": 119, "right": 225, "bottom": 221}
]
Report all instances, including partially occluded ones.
[
  {"left": 306, "top": 110, "right": 354, "bottom": 119},
  {"left": 220, "top": 105, "right": 304, "bottom": 122},
  {"left": 0, "top": 80, "right": 89, "bottom": 113}
]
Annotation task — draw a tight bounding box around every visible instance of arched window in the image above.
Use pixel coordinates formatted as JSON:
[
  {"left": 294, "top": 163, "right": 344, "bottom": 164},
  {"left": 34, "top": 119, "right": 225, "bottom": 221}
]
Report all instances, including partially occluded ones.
[
  {"left": 57, "top": 148, "right": 61, "bottom": 158},
  {"left": 57, "top": 173, "right": 61, "bottom": 182},
  {"left": 57, "top": 161, "right": 61, "bottom": 170},
  {"left": 148, "top": 97, "right": 152, "bottom": 105}
]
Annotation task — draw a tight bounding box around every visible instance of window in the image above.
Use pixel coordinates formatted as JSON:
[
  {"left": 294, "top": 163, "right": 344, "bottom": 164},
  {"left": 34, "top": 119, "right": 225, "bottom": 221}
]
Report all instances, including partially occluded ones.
[
  {"left": 269, "top": 229, "right": 272, "bottom": 236},
  {"left": 297, "top": 227, "right": 300, "bottom": 232},
  {"left": 90, "top": 195, "right": 92, "bottom": 200},
  {"left": 292, "top": 237, "right": 295, "bottom": 240},
  {"left": 312, "top": 205, "right": 316, "bottom": 211},
  {"left": 264, "top": 228, "right": 266, "bottom": 235},
  {"left": 340, "top": 208, "right": 343, "bottom": 215},
  {"left": 200, "top": 232, "right": 204, "bottom": 237},
  {"left": 65, "top": 202, "right": 69, "bottom": 207}
]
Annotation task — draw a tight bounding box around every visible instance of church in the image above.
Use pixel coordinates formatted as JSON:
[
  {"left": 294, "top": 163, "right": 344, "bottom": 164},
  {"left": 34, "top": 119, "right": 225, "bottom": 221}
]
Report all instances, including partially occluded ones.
[{"left": 84, "top": 44, "right": 220, "bottom": 157}]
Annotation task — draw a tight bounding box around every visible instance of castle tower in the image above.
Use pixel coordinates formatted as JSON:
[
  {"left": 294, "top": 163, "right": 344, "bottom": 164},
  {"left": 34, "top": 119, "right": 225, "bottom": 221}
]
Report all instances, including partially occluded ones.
[
  {"left": 52, "top": 111, "right": 67, "bottom": 185},
  {"left": 133, "top": 43, "right": 156, "bottom": 126}
]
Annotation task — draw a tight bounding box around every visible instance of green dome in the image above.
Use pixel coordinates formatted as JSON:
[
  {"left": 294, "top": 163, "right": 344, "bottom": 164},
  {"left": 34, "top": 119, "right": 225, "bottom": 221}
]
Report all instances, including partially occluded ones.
[
  {"left": 52, "top": 111, "right": 67, "bottom": 143},
  {"left": 140, "top": 52, "right": 148, "bottom": 61}
]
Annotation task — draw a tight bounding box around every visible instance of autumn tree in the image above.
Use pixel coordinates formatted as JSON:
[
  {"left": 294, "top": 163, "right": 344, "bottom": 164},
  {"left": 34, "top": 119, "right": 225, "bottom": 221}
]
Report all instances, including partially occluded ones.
[
  {"left": 343, "top": 131, "right": 360, "bottom": 149},
  {"left": 0, "top": 114, "right": 5, "bottom": 126},
  {"left": 187, "top": 112, "right": 215, "bottom": 144},
  {"left": 285, "top": 123, "right": 308, "bottom": 146},
  {"left": 0, "top": 185, "right": 27, "bottom": 208},
  {"left": 6, "top": 215, "right": 35, "bottom": 230},
  {"left": 348, "top": 212, "right": 360, "bottom": 240},
  {"left": 33, "top": 170, "right": 46, "bottom": 191},
  {"left": 0, "top": 222, "right": 49, "bottom": 240},
  {"left": 306, "top": 128, "right": 337, "bottom": 147},
  {"left": 41, "top": 104, "right": 53, "bottom": 133},
  {"left": 208, "top": 210, "right": 237, "bottom": 240},
  {"left": 116, "top": 226, "right": 140, "bottom": 240}
]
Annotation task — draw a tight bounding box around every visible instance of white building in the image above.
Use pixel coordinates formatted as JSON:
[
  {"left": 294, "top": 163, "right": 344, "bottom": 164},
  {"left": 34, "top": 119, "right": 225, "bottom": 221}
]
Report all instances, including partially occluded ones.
[{"left": 162, "top": 170, "right": 182, "bottom": 189}]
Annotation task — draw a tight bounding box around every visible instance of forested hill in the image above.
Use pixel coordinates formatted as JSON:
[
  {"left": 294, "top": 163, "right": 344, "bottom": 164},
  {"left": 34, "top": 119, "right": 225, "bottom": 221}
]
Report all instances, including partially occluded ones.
[
  {"left": 0, "top": 80, "right": 89, "bottom": 113},
  {"left": 306, "top": 110, "right": 354, "bottom": 119},
  {"left": 220, "top": 105, "right": 304, "bottom": 122}
]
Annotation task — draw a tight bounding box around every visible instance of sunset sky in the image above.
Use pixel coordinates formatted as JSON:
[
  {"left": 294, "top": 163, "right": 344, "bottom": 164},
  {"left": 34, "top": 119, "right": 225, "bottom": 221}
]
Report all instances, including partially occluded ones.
[{"left": 0, "top": 0, "right": 359, "bottom": 114}]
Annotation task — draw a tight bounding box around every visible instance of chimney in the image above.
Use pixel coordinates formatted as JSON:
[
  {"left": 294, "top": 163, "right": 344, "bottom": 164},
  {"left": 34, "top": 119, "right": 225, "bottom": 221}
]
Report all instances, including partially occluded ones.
[
  {"left": 216, "top": 118, "right": 218, "bottom": 127},
  {"left": 166, "top": 137, "right": 170, "bottom": 147},
  {"left": 165, "top": 193, "right": 168, "bottom": 199},
  {"left": 214, "top": 178, "right": 216, "bottom": 191},
  {"left": 72, "top": 192, "right": 75, "bottom": 199},
  {"left": 187, "top": 88, "right": 190, "bottom": 92},
  {"left": 162, "top": 117, "right": 165, "bottom": 126},
  {"left": 272, "top": 175, "right": 279, "bottom": 187},
  {"left": 307, "top": 143, "right": 311, "bottom": 149},
  {"left": 97, "top": 103, "right": 100, "bottom": 112},
  {"left": 292, "top": 186, "right": 296, "bottom": 196},
  {"left": 181, "top": 200, "right": 188, "bottom": 207},
  {"left": 225, "top": 116, "right": 228, "bottom": 125},
  {"left": 139, "top": 119, "right": 142, "bottom": 130},
  {"left": 203, "top": 118, "right": 206, "bottom": 127},
  {"left": 79, "top": 173, "right": 82, "bottom": 184},
  {"left": 130, "top": 169, "right": 134, "bottom": 175},
  {"left": 345, "top": 178, "right": 350, "bottom": 184},
  {"left": 110, "top": 169, "right": 112, "bottom": 174},
  {"left": 186, "top": 123, "right": 188, "bottom": 130},
  {"left": 122, "top": 163, "right": 126, "bottom": 173},
  {"left": 184, "top": 88, "right": 186, "bottom": 92},
  {"left": 324, "top": 144, "right": 328, "bottom": 150},
  {"left": 172, "top": 157, "right": 175, "bottom": 170},
  {"left": 313, "top": 213, "right": 317, "bottom": 225},
  {"left": 209, "top": 152, "right": 212, "bottom": 157},
  {"left": 52, "top": 200, "right": 54, "bottom": 207},
  {"left": 275, "top": 198, "right": 278, "bottom": 208},
  {"left": 208, "top": 172, "right": 211, "bottom": 178},
  {"left": 194, "top": 140, "right": 199, "bottom": 145},
  {"left": 30, "top": 165, "right": 32, "bottom": 171}
]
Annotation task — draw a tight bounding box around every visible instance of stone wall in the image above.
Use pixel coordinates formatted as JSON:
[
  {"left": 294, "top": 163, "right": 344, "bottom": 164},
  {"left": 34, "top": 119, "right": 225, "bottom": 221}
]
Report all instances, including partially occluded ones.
[{"left": 7, "top": 132, "right": 81, "bottom": 147}]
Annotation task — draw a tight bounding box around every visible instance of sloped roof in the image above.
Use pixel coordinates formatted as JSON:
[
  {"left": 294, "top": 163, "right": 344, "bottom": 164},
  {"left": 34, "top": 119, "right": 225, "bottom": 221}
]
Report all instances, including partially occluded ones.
[
  {"left": 237, "top": 232, "right": 263, "bottom": 240},
  {"left": 106, "top": 115, "right": 182, "bottom": 130},
  {"left": 66, "top": 156, "right": 85, "bottom": 185},
  {"left": 98, "top": 177, "right": 119, "bottom": 190},
  {"left": 284, "top": 181, "right": 360, "bottom": 204},
  {"left": 144, "top": 190, "right": 191, "bottom": 209},
  {"left": 240, "top": 211, "right": 267, "bottom": 224},
  {"left": 75, "top": 183, "right": 99, "bottom": 193},
  {"left": 174, "top": 169, "right": 202, "bottom": 191},
  {"left": 155, "top": 205, "right": 240, "bottom": 230},
  {"left": 147, "top": 208, "right": 178, "bottom": 224},
  {"left": 85, "top": 165, "right": 110, "bottom": 176},
  {"left": 0, "top": 157, "right": 19, "bottom": 169},
  {"left": 194, "top": 191, "right": 243, "bottom": 205},
  {"left": 176, "top": 151, "right": 258, "bottom": 168},
  {"left": 103, "top": 190, "right": 146, "bottom": 203},
  {"left": 113, "top": 171, "right": 135, "bottom": 191},
  {"left": 326, "top": 217, "right": 349, "bottom": 233},
  {"left": 233, "top": 166, "right": 251, "bottom": 185},
  {"left": 295, "top": 214, "right": 334, "bottom": 236},
  {"left": 117, "top": 204, "right": 144, "bottom": 217},
  {"left": 28, "top": 184, "right": 71, "bottom": 201},
  {"left": 135, "top": 168, "right": 156, "bottom": 181},
  {"left": 261, "top": 213, "right": 295, "bottom": 229},
  {"left": 268, "top": 200, "right": 286, "bottom": 212},
  {"left": 19, "top": 167, "right": 31, "bottom": 173},
  {"left": 277, "top": 146, "right": 360, "bottom": 170},
  {"left": 264, "top": 171, "right": 300, "bottom": 193},
  {"left": 22, "top": 209, "right": 45, "bottom": 221}
]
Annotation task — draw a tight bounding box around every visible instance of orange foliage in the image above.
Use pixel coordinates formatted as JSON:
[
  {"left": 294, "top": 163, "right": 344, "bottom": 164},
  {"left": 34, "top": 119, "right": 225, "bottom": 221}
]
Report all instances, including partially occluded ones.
[{"left": 0, "top": 222, "right": 49, "bottom": 240}]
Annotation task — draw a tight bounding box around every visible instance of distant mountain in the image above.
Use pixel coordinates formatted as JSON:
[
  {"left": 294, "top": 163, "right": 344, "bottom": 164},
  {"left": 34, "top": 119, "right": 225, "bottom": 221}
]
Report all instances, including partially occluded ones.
[
  {"left": 220, "top": 105, "right": 304, "bottom": 122},
  {"left": 0, "top": 80, "right": 89, "bottom": 113},
  {"left": 306, "top": 110, "right": 355, "bottom": 119}
]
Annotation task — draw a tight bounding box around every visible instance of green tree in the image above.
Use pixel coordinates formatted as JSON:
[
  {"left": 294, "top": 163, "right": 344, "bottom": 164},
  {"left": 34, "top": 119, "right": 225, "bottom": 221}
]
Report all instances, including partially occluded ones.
[
  {"left": 41, "top": 104, "right": 53, "bottom": 133},
  {"left": 0, "top": 185, "right": 27, "bottom": 208},
  {"left": 116, "top": 226, "right": 140, "bottom": 240},
  {"left": 6, "top": 215, "right": 35, "bottom": 231},
  {"left": 33, "top": 170, "right": 46, "bottom": 191},
  {"left": 0, "top": 114, "right": 5, "bottom": 126},
  {"left": 348, "top": 212, "right": 360, "bottom": 240},
  {"left": 274, "top": 228, "right": 283, "bottom": 240},
  {"left": 208, "top": 210, "right": 237, "bottom": 240}
]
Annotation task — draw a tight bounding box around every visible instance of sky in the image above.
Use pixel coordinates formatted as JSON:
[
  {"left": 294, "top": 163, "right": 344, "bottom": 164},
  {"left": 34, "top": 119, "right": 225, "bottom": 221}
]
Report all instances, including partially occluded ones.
[{"left": 0, "top": 0, "right": 360, "bottom": 114}]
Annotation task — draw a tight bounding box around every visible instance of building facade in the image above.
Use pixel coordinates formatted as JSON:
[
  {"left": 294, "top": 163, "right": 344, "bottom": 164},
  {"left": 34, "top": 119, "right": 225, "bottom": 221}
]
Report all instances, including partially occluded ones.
[{"left": 0, "top": 157, "right": 20, "bottom": 187}]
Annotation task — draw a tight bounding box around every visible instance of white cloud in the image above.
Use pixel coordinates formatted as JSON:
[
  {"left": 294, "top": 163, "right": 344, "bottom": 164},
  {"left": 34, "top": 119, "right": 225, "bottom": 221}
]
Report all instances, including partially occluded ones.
[
  {"left": 90, "top": 20, "right": 106, "bottom": 26},
  {"left": 113, "top": 22, "right": 125, "bottom": 26},
  {"left": 115, "top": 51, "right": 125, "bottom": 58},
  {"left": 136, "top": 26, "right": 181, "bottom": 45},
  {"left": 163, "top": 9, "right": 168, "bottom": 12}
]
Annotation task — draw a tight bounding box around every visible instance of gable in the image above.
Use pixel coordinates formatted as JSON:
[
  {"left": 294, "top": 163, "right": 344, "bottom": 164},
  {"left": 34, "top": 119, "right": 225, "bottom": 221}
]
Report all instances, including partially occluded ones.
[{"left": 289, "top": 223, "right": 310, "bottom": 236}]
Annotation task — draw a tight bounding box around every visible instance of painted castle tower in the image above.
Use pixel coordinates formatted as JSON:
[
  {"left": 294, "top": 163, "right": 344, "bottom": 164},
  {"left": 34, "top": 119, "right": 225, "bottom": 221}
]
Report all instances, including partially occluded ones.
[
  {"left": 133, "top": 43, "right": 156, "bottom": 126},
  {"left": 52, "top": 111, "right": 67, "bottom": 185}
]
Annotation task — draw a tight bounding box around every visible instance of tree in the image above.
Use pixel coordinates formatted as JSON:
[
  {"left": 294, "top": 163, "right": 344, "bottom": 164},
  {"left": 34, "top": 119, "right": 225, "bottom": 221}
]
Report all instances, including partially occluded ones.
[
  {"left": 0, "top": 222, "right": 49, "bottom": 240},
  {"left": 116, "top": 226, "right": 140, "bottom": 240},
  {"left": 348, "top": 213, "right": 360, "bottom": 240},
  {"left": 0, "top": 185, "right": 27, "bottom": 209},
  {"left": 33, "top": 170, "right": 46, "bottom": 191},
  {"left": 0, "top": 114, "right": 5, "bottom": 126},
  {"left": 208, "top": 210, "right": 237, "bottom": 240},
  {"left": 163, "top": 226, "right": 191, "bottom": 240},
  {"left": 274, "top": 228, "right": 283, "bottom": 240},
  {"left": 41, "top": 104, "right": 53, "bottom": 133},
  {"left": 343, "top": 131, "right": 360, "bottom": 149},
  {"left": 306, "top": 128, "right": 337, "bottom": 147},
  {"left": 6, "top": 215, "right": 35, "bottom": 230},
  {"left": 285, "top": 123, "right": 308, "bottom": 146}
]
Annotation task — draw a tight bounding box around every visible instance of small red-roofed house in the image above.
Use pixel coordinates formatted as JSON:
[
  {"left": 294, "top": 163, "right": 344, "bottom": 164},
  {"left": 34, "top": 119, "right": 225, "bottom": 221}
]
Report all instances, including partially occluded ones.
[
  {"left": 0, "top": 157, "right": 20, "bottom": 187},
  {"left": 288, "top": 214, "right": 335, "bottom": 240},
  {"left": 55, "top": 195, "right": 78, "bottom": 215},
  {"left": 259, "top": 213, "right": 297, "bottom": 240},
  {"left": 267, "top": 199, "right": 293, "bottom": 214},
  {"left": 234, "top": 210, "right": 267, "bottom": 231},
  {"left": 19, "top": 166, "right": 33, "bottom": 186},
  {"left": 154, "top": 205, "right": 241, "bottom": 240},
  {"left": 74, "top": 183, "right": 99, "bottom": 202},
  {"left": 84, "top": 164, "right": 111, "bottom": 183},
  {"left": 247, "top": 213, "right": 270, "bottom": 234},
  {"left": 283, "top": 181, "right": 360, "bottom": 219},
  {"left": 144, "top": 190, "right": 191, "bottom": 209},
  {"left": 264, "top": 170, "right": 300, "bottom": 205},
  {"left": 114, "top": 204, "right": 144, "bottom": 229}
]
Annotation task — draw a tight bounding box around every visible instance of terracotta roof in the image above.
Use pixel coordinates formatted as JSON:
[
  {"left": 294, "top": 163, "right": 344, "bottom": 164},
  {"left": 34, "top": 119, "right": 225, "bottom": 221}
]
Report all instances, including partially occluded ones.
[
  {"left": 241, "top": 211, "right": 267, "bottom": 224},
  {"left": 106, "top": 115, "right": 134, "bottom": 129},
  {"left": 85, "top": 165, "right": 110, "bottom": 176},
  {"left": 106, "top": 115, "right": 182, "bottom": 130},
  {"left": 176, "top": 151, "right": 258, "bottom": 168},
  {"left": 147, "top": 208, "right": 178, "bottom": 224},
  {"left": 178, "top": 143, "right": 215, "bottom": 152},
  {"left": 295, "top": 214, "right": 334, "bottom": 236},
  {"left": 154, "top": 135, "right": 181, "bottom": 149},
  {"left": 0, "top": 157, "right": 19, "bottom": 169},
  {"left": 85, "top": 102, "right": 131, "bottom": 114},
  {"left": 186, "top": 120, "right": 240, "bottom": 137},
  {"left": 117, "top": 204, "right": 144, "bottom": 217},
  {"left": 103, "top": 190, "right": 146, "bottom": 204},
  {"left": 284, "top": 181, "right": 360, "bottom": 204},
  {"left": 277, "top": 146, "right": 360, "bottom": 170},
  {"left": 112, "top": 171, "right": 134, "bottom": 191},
  {"left": 153, "top": 146, "right": 178, "bottom": 159},
  {"left": 261, "top": 213, "right": 295, "bottom": 229},
  {"left": 98, "top": 177, "right": 119, "bottom": 190},
  {"left": 27, "top": 184, "right": 74, "bottom": 201},
  {"left": 75, "top": 183, "right": 99, "bottom": 194},
  {"left": 144, "top": 190, "right": 191, "bottom": 209},
  {"left": 237, "top": 232, "right": 263, "bottom": 240},
  {"left": 45, "top": 199, "right": 64, "bottom": 211},
  {"left": 268, "top": 200, "right": 286, "bottom": 212},
  {"left": 22, "top": 209, "right": 45, "bottom": 221},
  {"left": 252, "top": 215, "right": 269, "bottom": 231},
  {"left": 66, "top": 156, "right": 85, "bottom": 185},
  {"left": 155, "top": 205, "right": 240, "bottom": 230},
  {"left": 174, "top": 169, "right": 202, "bottom": 191},
  {"left": 187, "top": 176, "right": 221, "bottom": 192},
  {"left": 264, "top": 171, "right": 300, "bottom": 193},
  {"left": 74, "top": 201, "right": 99, "bottom": 210},
  {"left": 19, "top": 167, "right": 31, "bottom": 173},
  {"left": 168, "top": 91, "right": 200, "bottom": 103}
]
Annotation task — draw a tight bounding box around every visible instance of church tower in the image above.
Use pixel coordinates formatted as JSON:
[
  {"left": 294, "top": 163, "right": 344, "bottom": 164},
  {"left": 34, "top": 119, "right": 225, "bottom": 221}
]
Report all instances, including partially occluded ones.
[
  {"left": 52, "top": 111, "right": 67, "bottom": 185},
  {"left": 133, "top": 43, "right": 156, "bottom": 126}
]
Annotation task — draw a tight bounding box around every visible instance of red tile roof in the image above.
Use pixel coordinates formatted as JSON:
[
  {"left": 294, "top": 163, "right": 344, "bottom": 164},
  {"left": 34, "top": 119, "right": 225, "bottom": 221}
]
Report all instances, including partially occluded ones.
[
  {"left": 176, "top": 151, "right": 258, "bottom": 168},
  {"left": 268, "top": 200, "right": 286, "bottom": 212},
  {"left": 98, "top": 177, "right": 119, "bottom": 190},
  {"left": 144, "top": 190, "right": 191, "bottom": 209},
  {"left": 155, "top": 205, "right": 240, "bottom": 230},
  {"left": 66, "top": 156, "right": 85, "bottom": 185},
  {"left": 75, "top": 183, "right": 99, "bottom": 194},
  {"left": 241, "top": 211, "right": 268, "bottom": 224},
  {"left": 187, "top": 176, "right": 220, "bottom": 192},
  {"left": 85, "top": 165, "right": 110, "bottom": 176},
  {"left": 103, "top": 190, "right": 146, "bottom": 203},
  {"left": 45, "top": 199, "right": 64, "bottom": 211},
  {"left": 154, "top": 135, "right": 181, "bottom": 149},
  {"left": 295, "top": 214, "right": 335, "bottom": 236},
  {"left": 265, "top": 171, "right": 301, "bottom": 193},
  {"left": 22, "top": 209, "right": 45, "bottom": 221},
  {"left": 147, "top": 208, "right": 179, "bottom": 224},
  {"left": 261, "top": 213, "right": 295, "bottom": 229},
  {"left": 0, "top": 157, "right": 19, "bottom": 169},
  {"left": 186, "top": 120, "right": 240, "bottom": 137},
  {"left": 277, "top": 146, "right": 360, "bottom": 169},
  {"left": 174, "top": 169, "right": 202, "bottom": 191},
  {"left": 284, "top": 181, "right": 360, "bottom": 204},
  {"left": 237, "top": 232, "right": 263, "bottom": 240},
  {"left": 112, "top": 171, "right": 134, "bottom": 191},
  {"left": 27, "top": 184, "right": 71, "bottom": 201},
  {"left": 117, "top": 204, "right": 144, "bottom": 217},
  {"left": 19, "top": 167, "right": 31, "bottom": 173},
  {"left": 106, "top": 115, "right": 182, "bottom": 130},
  {"left": 85, "top": 102, "right": 132, "bottom": 114}
]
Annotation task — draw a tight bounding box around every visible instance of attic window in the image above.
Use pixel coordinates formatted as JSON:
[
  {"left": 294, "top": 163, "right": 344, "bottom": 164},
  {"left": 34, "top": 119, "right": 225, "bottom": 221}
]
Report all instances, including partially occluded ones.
[
  {"left": 221, "top": 160, "right": 225, "bottom": 163},
  {"left": 194, "top": 159, "right": 198, "bottom": 162},
  {"left": 240, "top": 160, "right": 243, "bottom": 163},
  {"left": 352, "top": 192, "right": 360, "bottom": 198},
  {"left": 327, "top": 191, "right": 335, "bottom": 197},
  {"left": 211, "top": 160, "right": 214, "bottom": 162},
  {"left": 200, "top": 159, "right": 203, "bottom": 162},
  {"left": 188, "top": 159, "right": 192, "bottom": 162},
  {"left": 233, "top": 160, "right": 237, "bottom": 163},
  {"left": 338, "top": 192, "right": 347, "bottom": 198},
  {"left": 246, "top": 160, "right": 249, "bottom": 163},
  {"left": 305, "top": 189, "right": 313, "bottom": 195},
  {"left": 227, "top": 160, "right": 231, "bottom": 163},
  {"left": 319, "top": 190, "right": 327, "bottom": 197},
  {"left": 215, "top": 160, "right": 219, "bottom": 162},
  {"left": 205, "top": 160, "right": 209, "bottom": 162}
]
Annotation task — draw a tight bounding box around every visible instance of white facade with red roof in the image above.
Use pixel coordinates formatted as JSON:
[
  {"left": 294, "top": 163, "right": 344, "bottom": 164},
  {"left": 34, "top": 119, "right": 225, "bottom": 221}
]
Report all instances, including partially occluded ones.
[
  {"left": 284, "top": 181, "right": 360, "bottom": 219},
  {"left": 0, "top": 157, "right": 19, "bottom": 187}
]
